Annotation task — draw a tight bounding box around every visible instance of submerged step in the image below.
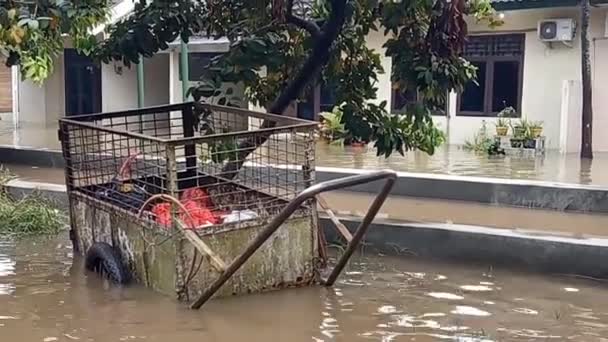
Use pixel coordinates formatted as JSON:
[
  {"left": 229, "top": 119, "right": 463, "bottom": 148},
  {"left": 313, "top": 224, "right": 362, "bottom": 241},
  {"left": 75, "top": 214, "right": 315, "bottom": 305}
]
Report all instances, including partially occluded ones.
[
  {"left": 321, "top": 215, "right": 608, "bottom": 280},
  {"left": 321, "top": 191, "right": 608, "bottom": 237}
]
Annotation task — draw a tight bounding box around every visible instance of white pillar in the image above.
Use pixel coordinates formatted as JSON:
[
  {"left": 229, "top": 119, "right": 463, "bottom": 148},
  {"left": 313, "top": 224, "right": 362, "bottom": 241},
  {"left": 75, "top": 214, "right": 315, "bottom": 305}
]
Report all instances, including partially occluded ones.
[{"left": 11, "top": 66, "right": 19, "bottom": 128}]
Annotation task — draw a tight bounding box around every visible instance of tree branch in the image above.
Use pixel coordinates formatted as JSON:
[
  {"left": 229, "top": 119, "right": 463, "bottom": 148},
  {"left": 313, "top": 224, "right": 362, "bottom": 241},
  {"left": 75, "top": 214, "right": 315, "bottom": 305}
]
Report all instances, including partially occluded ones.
[
  {"left": 220, "top": 0, "right": 348, "bottom": 179},
  {"left": 285, "top": 0, "right": 321, "bottom": 39}
]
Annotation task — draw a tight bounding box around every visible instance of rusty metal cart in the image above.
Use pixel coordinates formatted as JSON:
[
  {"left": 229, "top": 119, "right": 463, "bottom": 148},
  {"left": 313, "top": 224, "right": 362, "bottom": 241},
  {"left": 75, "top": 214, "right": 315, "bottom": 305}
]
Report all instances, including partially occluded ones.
[{"left": 58, "top": 102, "right": 395, "bottom": 309}]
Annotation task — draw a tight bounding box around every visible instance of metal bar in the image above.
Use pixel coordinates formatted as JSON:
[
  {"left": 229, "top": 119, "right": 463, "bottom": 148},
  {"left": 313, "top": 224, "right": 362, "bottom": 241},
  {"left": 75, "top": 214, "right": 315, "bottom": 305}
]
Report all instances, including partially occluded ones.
[
  {"left": 323, "top": 175, "right": 395, "bottom": 286},
  {"left": 316, "top": 195, "right": 353, "bottom": 242},
  {"left": 58, "top": 122, "right": 81, "bottom": 253},
  {"left": 190, "top": 170, "right": 397, "bottom": 310},
  {"left": 202, "top": 103, "right": 318, "bottom": 125},
  {"left": 166, "top": 123, "right": 316, "bottom": 146},
  {"left": 58, "top": 119, "right": 168, "bottom": 144},
  {"left": 182, "top": 229, "right": 227, "bottom": 272},
  {"left": 181, "top": 104, "right": 197, "bottom": 177},
  {"left": 180, "top": 41, "right": 189, "bottom": 101},
  {"left": 66, "top": 102, "right": 313, "bottom": 126},
  {"left": 63, "top": 103, "right": 189, "bottom": 121},
  {"left": 137, "top": 55, "right": 145, "bottom": 108}
]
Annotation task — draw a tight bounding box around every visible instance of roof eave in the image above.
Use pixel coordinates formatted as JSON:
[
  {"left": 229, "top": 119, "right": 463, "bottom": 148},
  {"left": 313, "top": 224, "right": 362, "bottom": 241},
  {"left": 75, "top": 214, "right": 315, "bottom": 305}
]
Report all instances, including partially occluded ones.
[
  {"left": 492, "top": 0, "right": 578, "bottom": 11},
  {"left": 492, "top": 0, "right": 608, "bottom": 11}
]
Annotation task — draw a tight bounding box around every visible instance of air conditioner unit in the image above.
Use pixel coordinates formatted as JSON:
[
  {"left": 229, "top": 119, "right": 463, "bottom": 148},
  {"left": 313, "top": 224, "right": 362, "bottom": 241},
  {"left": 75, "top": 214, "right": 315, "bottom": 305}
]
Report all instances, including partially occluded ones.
[{"left": 538, "top": 19, "right": 576, "bottom": 42}]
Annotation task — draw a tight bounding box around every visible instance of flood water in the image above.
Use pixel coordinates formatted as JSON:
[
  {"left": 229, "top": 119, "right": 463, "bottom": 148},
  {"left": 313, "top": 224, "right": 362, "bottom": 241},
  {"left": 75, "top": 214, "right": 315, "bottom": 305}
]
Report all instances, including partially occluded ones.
[
  {"left": 3, "top": 121, "right": 608, "bottom": 186},
  {"left": 317, "top": 144, "right": 608, "bottom": 186},
  {"left": 2, "top": 234, "right": 608, "bottom": 341}
]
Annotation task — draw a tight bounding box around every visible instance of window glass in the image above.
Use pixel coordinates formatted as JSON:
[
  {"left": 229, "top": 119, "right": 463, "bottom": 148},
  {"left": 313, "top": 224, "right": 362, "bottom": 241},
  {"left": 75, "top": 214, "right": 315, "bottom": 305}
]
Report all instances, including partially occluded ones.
[
  {"left": 460, "top": 61, "right": 486, "bottom": 113},
  {"left": 492, "top": 61, "right": 520, "bottom": 112}
]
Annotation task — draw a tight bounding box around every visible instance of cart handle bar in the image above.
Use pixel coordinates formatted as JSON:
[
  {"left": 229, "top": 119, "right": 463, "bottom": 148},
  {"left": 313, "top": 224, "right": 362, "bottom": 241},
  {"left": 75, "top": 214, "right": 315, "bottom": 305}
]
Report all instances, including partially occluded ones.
[{"left": 190, "top": 169, "right": 397, "bottom": 310}]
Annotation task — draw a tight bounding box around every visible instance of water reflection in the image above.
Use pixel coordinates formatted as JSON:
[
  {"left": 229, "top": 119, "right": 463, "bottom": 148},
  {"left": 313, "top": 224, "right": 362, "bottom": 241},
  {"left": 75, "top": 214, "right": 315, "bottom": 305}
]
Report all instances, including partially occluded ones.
[
  {"left": 580, "top": 158, "right": 593, "bottom": 184},
  {"left": 459, "top": 285, "right": 493, "bottom": 292},
  {"left": 450, "top": 306, "right": 492, "bottom": 317},
  {"left": 427, "top": 292, "right": 464, "bottom": 300},
  {"left": 0, "top": 243, "right": 15, "bottom": 296}
]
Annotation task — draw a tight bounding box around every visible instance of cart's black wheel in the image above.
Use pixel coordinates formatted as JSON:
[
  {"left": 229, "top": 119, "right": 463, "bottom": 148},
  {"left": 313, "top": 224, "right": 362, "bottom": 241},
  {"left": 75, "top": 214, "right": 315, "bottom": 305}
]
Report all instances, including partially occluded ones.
[{"left": 85, "top": 242, "right": 130, "bottom": 285}]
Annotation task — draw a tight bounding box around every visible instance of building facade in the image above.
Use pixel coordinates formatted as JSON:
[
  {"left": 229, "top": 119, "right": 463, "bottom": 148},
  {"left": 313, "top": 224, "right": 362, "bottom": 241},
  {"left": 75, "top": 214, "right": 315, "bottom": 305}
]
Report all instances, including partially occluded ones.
[{"left": 5, "top": 0, "right": 608, "bottom": 154}]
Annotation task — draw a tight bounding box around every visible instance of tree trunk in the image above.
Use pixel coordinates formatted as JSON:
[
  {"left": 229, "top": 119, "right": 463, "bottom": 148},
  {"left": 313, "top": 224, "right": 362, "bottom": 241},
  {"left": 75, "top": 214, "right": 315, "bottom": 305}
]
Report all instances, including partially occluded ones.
[
  {"left": 220, "top": 0, "right": 348, "bottom": 179},
  {"left": 581, "top": 0, "right": 593, "bottom": 159}
]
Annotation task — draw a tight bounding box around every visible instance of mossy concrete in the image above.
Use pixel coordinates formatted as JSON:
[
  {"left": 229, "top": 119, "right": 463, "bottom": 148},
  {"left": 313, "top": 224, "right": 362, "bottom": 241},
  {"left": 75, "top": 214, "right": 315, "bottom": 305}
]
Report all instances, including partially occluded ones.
[{"left": 70, "top": 192, "right": 317, "bottom": 301}]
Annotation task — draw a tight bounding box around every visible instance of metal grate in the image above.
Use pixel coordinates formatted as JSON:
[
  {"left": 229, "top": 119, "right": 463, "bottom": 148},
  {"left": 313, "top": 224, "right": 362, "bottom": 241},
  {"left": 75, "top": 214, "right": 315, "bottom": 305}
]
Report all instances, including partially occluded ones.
[
  {"left": 464, "top": 34, "right": 525, "bottom": 58},
  {"left": 59, "top": 102, "right": 317, "bottom": 230}
]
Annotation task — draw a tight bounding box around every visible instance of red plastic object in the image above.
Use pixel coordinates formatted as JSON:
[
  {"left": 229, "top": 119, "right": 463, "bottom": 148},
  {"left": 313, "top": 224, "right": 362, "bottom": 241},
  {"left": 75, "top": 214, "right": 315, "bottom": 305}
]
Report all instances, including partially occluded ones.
[
  {"left": 151, "top": 188, "right": 221, "bottom": 229},
  {"left": 181, "top": 200, "right": 221, "bottom": 227},
  {"left": 151, "top": 203, "right": 172, "bottom": 227},
  {"left": 181, "top": 187, "right": 213, "bottom": 208}
]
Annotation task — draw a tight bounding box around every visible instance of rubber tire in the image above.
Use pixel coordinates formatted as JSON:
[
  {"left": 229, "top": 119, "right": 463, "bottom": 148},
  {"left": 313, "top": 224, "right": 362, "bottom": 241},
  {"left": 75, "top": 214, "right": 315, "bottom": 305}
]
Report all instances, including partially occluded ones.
[{"left": 85, "top": 242, "right": 130, "bottom": 285}]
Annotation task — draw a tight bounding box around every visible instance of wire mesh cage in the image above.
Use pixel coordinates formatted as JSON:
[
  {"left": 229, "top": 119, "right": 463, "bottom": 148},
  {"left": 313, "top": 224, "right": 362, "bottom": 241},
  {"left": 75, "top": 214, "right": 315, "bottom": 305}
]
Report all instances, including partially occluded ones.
[{"left": 59, "top": 102, "right": 317, "bottom": 232}]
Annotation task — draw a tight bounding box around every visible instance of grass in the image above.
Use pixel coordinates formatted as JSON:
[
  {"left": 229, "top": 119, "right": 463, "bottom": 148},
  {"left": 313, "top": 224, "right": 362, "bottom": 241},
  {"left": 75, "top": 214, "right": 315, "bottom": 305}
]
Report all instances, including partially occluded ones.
[{"left": 0, "top": 166, "right": 66, "bottom": 237}]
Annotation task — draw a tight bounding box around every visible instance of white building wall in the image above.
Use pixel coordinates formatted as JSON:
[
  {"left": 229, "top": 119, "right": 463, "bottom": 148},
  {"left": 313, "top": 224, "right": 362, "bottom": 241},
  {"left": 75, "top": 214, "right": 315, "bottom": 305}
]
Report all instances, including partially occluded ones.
[
  {"left": 18, "top": 80, "right": 46, "bottom": 124},
  {"left": 143, "top": 54, "right": 170, "bottom": 107},
  {"left": 101, "top": 60, "right": 137, "bottom": 112},
  {"left": 368, "top": 6, "right": 608, "bottom": 151},
  {"left": 462, "top": 7, "right": 585, "bottom": 149},
  {"left": 44, "top": 55, "right": 65, "bottom": 123},
  {"left": 18, "top": 51, "right": 169, "bottom": 126},
  {"left": 18, "top": 55, "right": 64, "bottom": 125},
  {"left": 591, "top": 15, "right": 608, "bottom": 152}
]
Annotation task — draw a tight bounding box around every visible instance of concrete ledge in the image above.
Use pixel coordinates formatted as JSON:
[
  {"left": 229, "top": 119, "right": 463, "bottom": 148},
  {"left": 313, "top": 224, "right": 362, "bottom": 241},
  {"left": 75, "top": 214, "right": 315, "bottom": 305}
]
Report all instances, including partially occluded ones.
[
  {"left": 5, "top": 179, "right": 608, "bottom": 279},
  {"left": 317, "top": 167, "right": 608, "bottom": 213},
  {"left": 0, "top": 145, "right": 64, "bottom": 168},
  {"left": 3, "top": 146, "right": 608, "bottom": 213},
  {"left": 5, "top": 179, "right": 68, "bottom": 209},
  {"left": 322, "top": 216, "right": 608, "bottom": 279}
]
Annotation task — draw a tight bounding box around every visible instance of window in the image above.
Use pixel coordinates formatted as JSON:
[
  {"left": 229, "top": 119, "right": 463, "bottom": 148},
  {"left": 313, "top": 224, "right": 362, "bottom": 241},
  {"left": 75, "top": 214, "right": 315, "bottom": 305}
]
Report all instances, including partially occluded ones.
[
  {"left": 296, "top": 81, "right": 337, "bottom": 121},
  {"left": 391, "top": 86, "right": 447, "bottom": 116},
  {"left": 458, "top": 34, "right": 524, "bottom": 116},
  {"left": 178, "top": 52, "right": 222, "bottom": 81},
  {"left": 297, "top": 88, "right": 316, "bottom": 120},
  {"left": 319, "top": 83, "right": 336, "bottom": 113},
  {"left": 391, "top": 86, "right": 417, "bottom": 113}
]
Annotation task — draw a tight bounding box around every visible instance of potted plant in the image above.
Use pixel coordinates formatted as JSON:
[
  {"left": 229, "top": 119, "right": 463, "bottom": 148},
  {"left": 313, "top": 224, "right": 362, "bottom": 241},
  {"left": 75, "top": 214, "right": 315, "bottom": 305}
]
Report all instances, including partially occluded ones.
[
  {"left": 495, "top": 117, "right": 509, "bottom": 136},
  {"left": 349, "top": 139, "right": 367, "bottom": 148},
  {"left": 510, "top": 118, "right": 528, "bottom": 148},
  {"left": 522, "top": 124, "right": 540, "bottom": 149},
  {"left": 511, "top": 119, "right": 528, "bottom": 138},
  {"left": 523, "top": 137, "right": 536, "bottom": 149},
  {"left": 497, "top": 106, "right": 516, "bottom": 137},
  {"left": 498, "top": 106, "right": 517, "bottom": 118},
  {"left": 530, "top": 121, "right": 543, "bottom": 138},
  {"left": 319, "top": 106, "right": 346, "bottom": 145}
]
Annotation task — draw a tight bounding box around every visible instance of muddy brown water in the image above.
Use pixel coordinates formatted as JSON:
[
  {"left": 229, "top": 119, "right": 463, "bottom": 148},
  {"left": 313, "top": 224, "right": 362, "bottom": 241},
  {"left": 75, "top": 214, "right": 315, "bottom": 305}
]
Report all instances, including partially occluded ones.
[{"left": 2, "top": 234, "right": 608, "bottom": 341}]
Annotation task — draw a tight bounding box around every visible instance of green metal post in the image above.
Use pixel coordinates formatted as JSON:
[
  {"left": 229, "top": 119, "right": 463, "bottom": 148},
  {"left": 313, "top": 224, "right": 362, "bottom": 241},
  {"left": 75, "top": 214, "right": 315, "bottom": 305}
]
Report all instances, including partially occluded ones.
[
  {"left": 180, "top": 41, "right": 189, "bottom": 101},
  {"left": 137, "top": 55, "right": 145, "bottom": 108}
]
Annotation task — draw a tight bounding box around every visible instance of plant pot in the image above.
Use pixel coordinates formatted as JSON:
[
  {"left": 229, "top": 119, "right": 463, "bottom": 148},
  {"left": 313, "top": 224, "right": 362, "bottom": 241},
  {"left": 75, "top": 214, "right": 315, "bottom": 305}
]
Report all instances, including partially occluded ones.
[
  {"left": 523, "top": 139, "right": 537, "bottom": 149},
  {"left": 513, "top": 127, "right": 526, "bottom": 138},
  {"left": 350, "top": 141, "right": 366, "bottom": 147},
  {"left": 531, "top": 127, "right": 543, "bottom": 138},
  {"left": 510, "top": 138, "right": 523, "bottom": 148},
  {"left": 495, "top": 126, "right": 508, "bottom": 136}
]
